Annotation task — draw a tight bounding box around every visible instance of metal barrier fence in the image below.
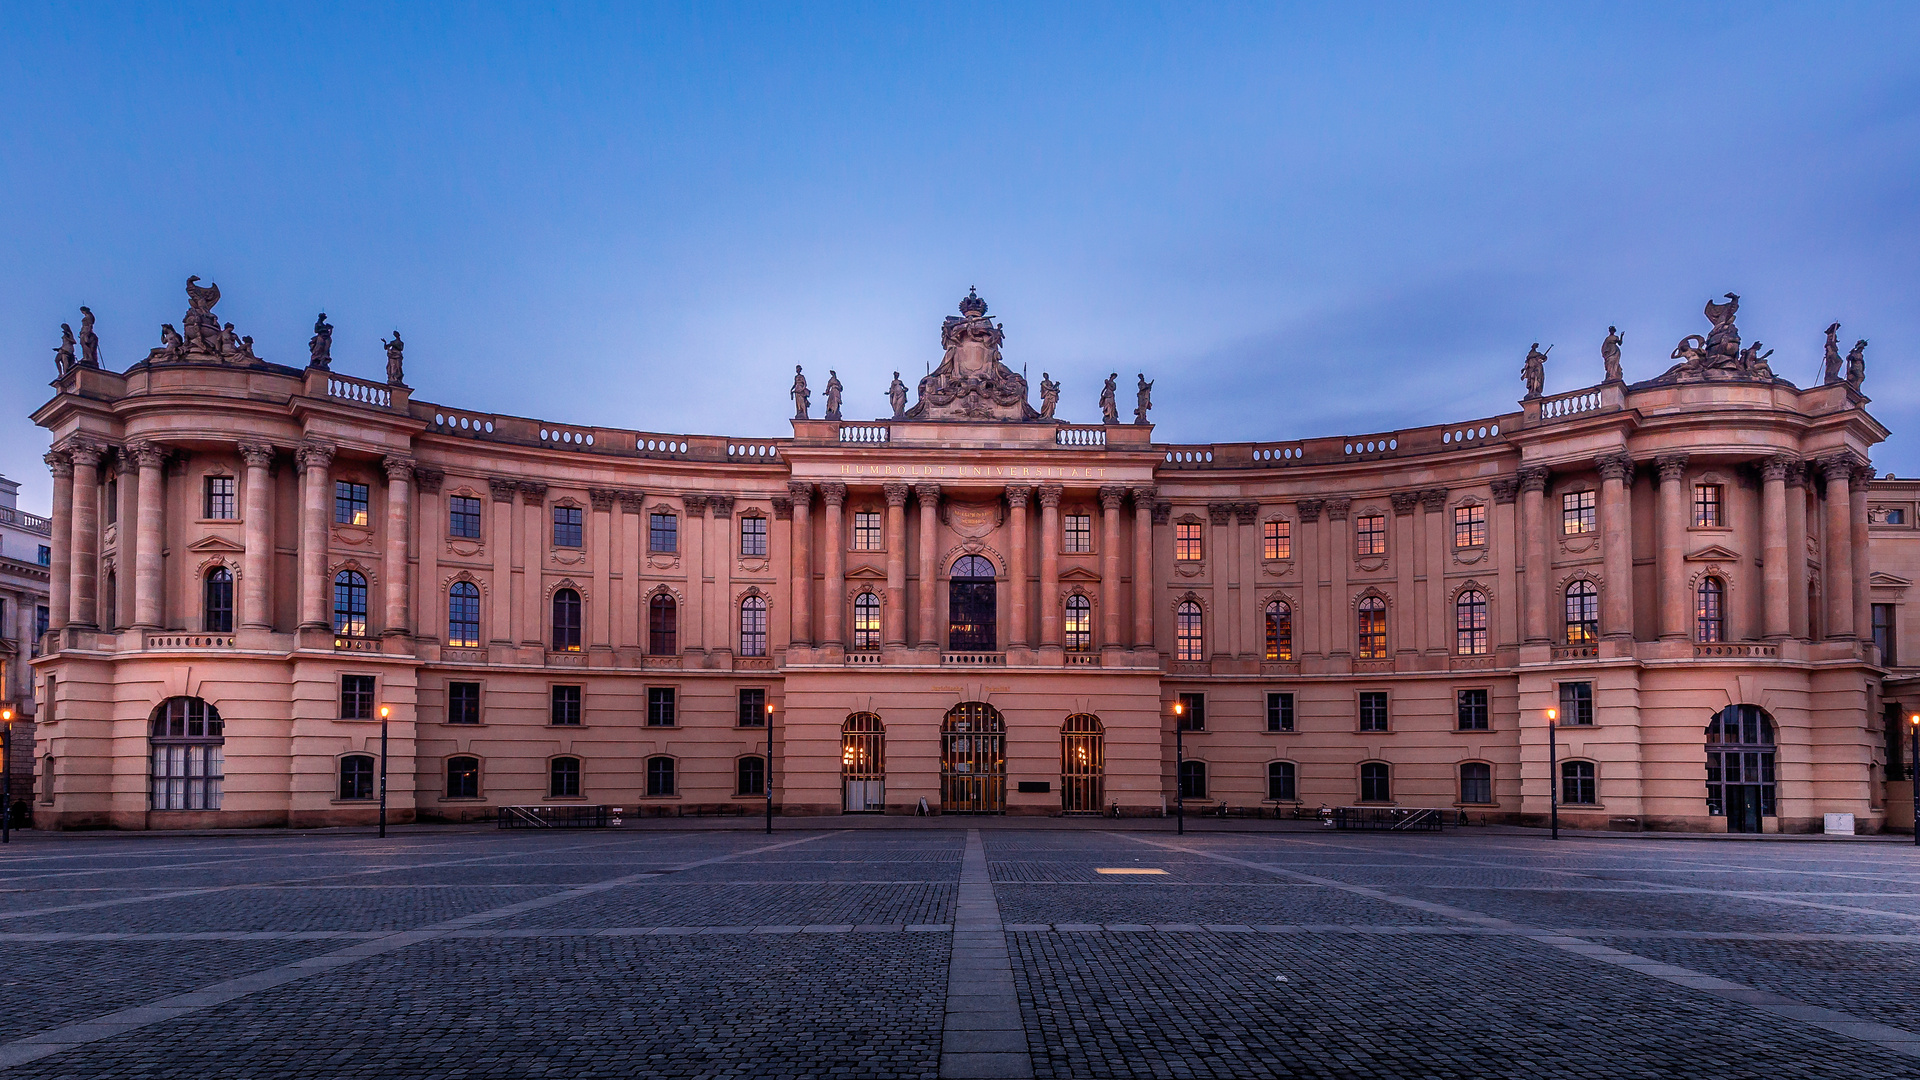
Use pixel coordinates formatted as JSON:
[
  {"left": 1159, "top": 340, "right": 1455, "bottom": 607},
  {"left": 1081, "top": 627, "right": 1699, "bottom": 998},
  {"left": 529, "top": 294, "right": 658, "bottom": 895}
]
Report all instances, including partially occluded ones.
[
  {"left": 497, "top": 805, "right": 612, "bottom": 829},
  {"left": 1330, "top": 806, "right": 1457, "bottom": 831}
]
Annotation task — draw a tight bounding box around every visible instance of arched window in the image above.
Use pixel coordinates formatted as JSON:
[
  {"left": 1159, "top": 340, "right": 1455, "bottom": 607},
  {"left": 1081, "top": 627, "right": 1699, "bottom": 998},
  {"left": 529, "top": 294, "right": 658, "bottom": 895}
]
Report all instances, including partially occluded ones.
[
  {"left": 1707, "top": 704, "right": 1776, "bottom": 832},
  {"left": 333, "top": 570, "right": 368, "bottom": 637},
  {"left": 551, "top": 588, "right": 582, "bottom": 652},
  {"left": 447, "top": 756, "right": 480, "bottom": 799},
  {"left": 740, "top": 596, "right": 768, "bottom": 657},
  {"left": 550, "top": 756, "right": 581, "bottom": 798},
  {"left": 1561, "top": 760, "right": 1596, "bottom": 805},
  {"left": 948, "top": 555, "right": 996, "bottom": 651},
  {"left": 737, "top": 755, "right": 767, "bottom": 797},
  {"left": 1460, "top": 761, "right": 1492, "bottom": 804},
  {"left": 1360, "top": 761, "right": 1390, "bottom": 803},
  {"left": 852, "top": 592, "right": 881, "bottom": 650},
  {"left": 448, "top": 581, "right": 481, "bottom": 648},
  {"left": 150, "top": 697, "right": 224, "bottom": 811},
  {"left": 843, "top": 712, "right": 885, "bottom": 812},
  {"left": 1455, "top": 590, "right": 1487, "bottom": 655},
  {"left": 1696, "top": 577, "right": 1725, "bottom": 642},
  {"left": 941, "top": 702, "right": 1005, "bottom": 813},
  {"left": 1565, "top": 581, "right": 1599, "bottom": 644},
  {"left": 1177, "top": 760, "right": 1207, "bottom": 799},
  {"left": 1357, "top": 596, "right": 1388, "bottom": 659},
  {"left": 1176, "top": 601, "right": 1204, "bottom": 662},
  {"left": 204, "top": 567, "right": 234, "bottom": 633},
  {"left": 646, "top": 755, "right": 676, "bottom": 797},
  {"left": 339, "top": 754, "right": 376, "bottom": 800},
  {"left": 1061, "top": 714, "right": 1104, "bottom": 813},
  {"left": 648, "top": 594, "right": 677, "bottom": 655},
  {"left": 1265, "top": 601, "right": 1292, "bottom": 661},
  {"left": 1064, "top": 594, "right": 1092, "bottom": 652},
  {"left": 1267, "top": 760, "right": 1297, "bottom": 802}
]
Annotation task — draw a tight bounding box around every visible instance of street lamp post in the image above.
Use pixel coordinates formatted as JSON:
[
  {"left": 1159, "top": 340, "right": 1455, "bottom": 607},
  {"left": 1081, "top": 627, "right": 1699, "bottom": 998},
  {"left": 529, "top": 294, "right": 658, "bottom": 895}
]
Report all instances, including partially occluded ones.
[
  {"left": 765, "top": 701, "right": 775, "bottom": 835},
  {"left": 1547, "top": 707, "right": 1559, "bottom": 841},
  {"left": 1909, "top": 714, "right": 1918, "bottom": 848},
  {"left": 1173, "top": 700, "right": 1185, "bottom": 836},
  {"left": 1, "top": 706, "right": 12, "bottom": 845},
  {"left": 378, "top": 705, "right": 390, "bottom": 840}
]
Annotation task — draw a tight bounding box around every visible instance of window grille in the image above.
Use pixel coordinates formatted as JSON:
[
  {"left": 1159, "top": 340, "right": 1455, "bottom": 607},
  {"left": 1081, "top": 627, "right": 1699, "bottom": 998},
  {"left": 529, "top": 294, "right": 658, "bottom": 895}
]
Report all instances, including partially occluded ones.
[
  {"left": 204, "top": 476, "right": 236, "bottom": 519},
  {"left": 340, "top": 674, "right": 375, "bottom": 720},
  {"left": 1456, "top": 590, "right": 1487, "bottom": 655},
  {"left": 333, "top": 571, "right": 368, "bottom": 636},
  {"left": 737, "top": 688, "right": 767, "bottom": 727},
  {"left": 740, "top": 515, "right": 768, "bottom": 557},
  {"left": 1178, "top": 760, "right": 1207, "bottom": 799},
  {"left": 1561, "top": 760, "right": 1597, "bottom": 805},
  {"left": 1265, "top": 601, "right": 1292, "bottom": 660},
  {"left": 448, "top": 582, "right": 481, "bottom": 647},
  {"left": 1268, "top": 761, "right": 1297, "bottom": 801},
  {"left": 1558, "top": 681, "right": 1593, "bottom": 726},
  {"left": 647, "top": 687, "right": 676, "bottom": 727},
  {"left": 204, "top": 567, "right": 233, "bottom": 633},
  {"left": 853, "top": 511, "right": 883, "bottom": 550},
  {"left": 552, "top": 588, "right": 582, "bottom": 652},
  {"left": 649, "top": 512, "right": 677, "bottom": 553},
  {"left": 550, "top": 685, "right": 581, "bottom": 726},
  {"left": 149, "top": 697, "right": 224, "bottom": 811},
  {"left": 1355, "top": 514, "right": 1386, "bottom": 556},
  {"left": 740, "top": 596, "right": 768, "bottom": 657},
  {"left": 1562, "top": 490, "right": 1595, "bottom": 535},
  {"left": 1175, "top": 601, "right": 1204, "bottom": 661},
  {"left": 1457, "top": 688, "right": 1489, "bottom": 731},
  {"left": 1696, "top": 577, "right": 1725, "bottom": 642},
  {"left": 737, "top": 755, "right": 766, "bottom": 796},
  {"left": 1693, "top": 483, "right": 1723, "bottom": 527},
  {"left": 448, "top": 495, "right": 482, "bottom": 539},
  {"left": 550, "top": 757, "right": 581, "bottom": 798},
  {"left": 647, "top": 756, "right": 676, "bottom": 796},
  {"left": 1266, "top": 691, "right": 1294, "bottom": 732},
  {"left": 448, "top": 682, "right": 480, "bottom": 724},
  {"left": 1360, "top": 761, "right": 1390, "bottom": 802},
  {"left": 1263, "top": 520, "right": 1291, "bottom": 560},
  {"left": 1454, "top": 504, "right": 1485, "bottom": 548},
  {"left": 1565, "top": 581, "right": 1599, "bottom": 644},
  {"left": 339, "top": 755, "right": 376, "bottom": 800},
  {"left": 1064, "top": 595, "right": 1092, "bottom": 651},
  {"left": 1357, "top": 596, "right": 1388, "bottom": 658},
  {"left": 1460, "top": 762, "right": 1492, "bottom": 804},
  {"left": 1175, "top": 521, "right": 1203, "bottom": 561},
  {"left": 1063, "top": 513, "right": 1092, "bottom": 553},
  {"left": 852, "top": 592, "right": 881, "bottom": 650}
]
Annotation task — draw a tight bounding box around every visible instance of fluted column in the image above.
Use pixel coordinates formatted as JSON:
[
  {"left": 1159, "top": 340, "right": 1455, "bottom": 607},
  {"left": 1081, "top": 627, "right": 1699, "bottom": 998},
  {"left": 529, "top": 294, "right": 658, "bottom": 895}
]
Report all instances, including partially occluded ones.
[
  {"left": 382, "top": 457, "right": 414, "bottom": 636},
  {"left": 1760, "top": 455, "right": 1792, "bottom": 640},
  {"left": 1420, "top": 489, "right": 1449, "bottom": 653},
  {"left": 883, "top": 483, "right": 909, "bottom": 646},
  {"left": 589, "top": 489, "right": 618, "bottom": 650},
  {"left": 1655, "top": 455, "right": 1690, "bottom": 640},
  {"left": 1519, "top": 466, "right": 1551, "bottom": 644},
  {"left": 1099, "top": 486, "right": 1126, "bottom": 650},
  {"left": 65, "top": 441, "right": 103, "bottom": 629},
  {"left": 1038, "top": 485, "right": 1063, "bottom": 649},
  {"left": 1853, "top": 462, "right": 1873, "bottom": 651},
  {"left": 237, "top": 443, "right": 275, "bottom": 630},
  {"left": 914, "top": 483, "right": 940, "bottom": 647},
  {"left": 820, "top": 482, "right": 847, "bottom": 647},
  {"left": 787, "top": 482, "right": 813, "bottom": 647},
  {"left": 126, "top": 441, "right": 167, "bottom": 630},
  {"left": 1821, "top": 456, "right": 1856, "bottom": 639},
  {"left": 297, "top": 442, "right": 336, "bottom": 629},
  {"left": 1131, "top": 486, "right": 1156, "bottom": 649},
  {"left": 1596, "top": 454, "right": 1636, "bottom": 641},
  {"left": 44, "top": 451, "right": 72, "bottom": 631},
  {"left": 489, "top": 479, "right": 517, "bottom": 643},
  {"left": 1785, "top": 463, "right": 1810, "bottom": 638},
  {"left": 518, "top": 482, "right": 547, "bottom": 646},
  {"left": 415, "top": 468, "right": 444, "bottom": 641},
  {"left": 1005, "top": 485, "right": 1031, "bottom": 648}
]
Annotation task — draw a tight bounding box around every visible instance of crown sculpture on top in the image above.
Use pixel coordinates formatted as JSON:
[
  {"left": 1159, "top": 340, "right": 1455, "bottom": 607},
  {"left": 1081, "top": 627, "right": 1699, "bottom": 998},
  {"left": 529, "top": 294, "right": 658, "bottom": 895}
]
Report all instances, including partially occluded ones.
[
  {"left": 140, "top": 276, "right": 262, "bottom": 366},
  {"left": 906, "top": 289, "right": 1039, "bottom": 421}
]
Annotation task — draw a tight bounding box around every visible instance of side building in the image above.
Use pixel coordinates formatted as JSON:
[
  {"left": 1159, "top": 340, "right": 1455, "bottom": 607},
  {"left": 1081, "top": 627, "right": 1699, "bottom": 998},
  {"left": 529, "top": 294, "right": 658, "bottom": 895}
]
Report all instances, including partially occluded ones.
[
  {"left": 0, "top": 474, "right": 52, "bottom": 811},
  {"left": 25, "top": 282, "right": 1911, "bottom": 831}
]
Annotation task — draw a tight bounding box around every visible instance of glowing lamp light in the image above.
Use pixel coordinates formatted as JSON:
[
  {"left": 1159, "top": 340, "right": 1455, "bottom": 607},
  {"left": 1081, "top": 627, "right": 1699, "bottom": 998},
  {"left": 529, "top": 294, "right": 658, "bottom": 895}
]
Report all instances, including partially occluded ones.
[
  {"left": 1546, "top": 708, "right": 1558, "bottom": 723},
  {"left": 378, "top": 705, "right": 391, "bottom": 720}
]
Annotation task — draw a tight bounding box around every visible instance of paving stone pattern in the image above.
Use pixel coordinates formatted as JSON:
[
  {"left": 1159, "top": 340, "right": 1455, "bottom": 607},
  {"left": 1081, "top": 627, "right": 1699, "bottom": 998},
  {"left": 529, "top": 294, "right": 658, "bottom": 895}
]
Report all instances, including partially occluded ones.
[{"left": 0, "top": 827, "right": 1916, "bottom": 1077}]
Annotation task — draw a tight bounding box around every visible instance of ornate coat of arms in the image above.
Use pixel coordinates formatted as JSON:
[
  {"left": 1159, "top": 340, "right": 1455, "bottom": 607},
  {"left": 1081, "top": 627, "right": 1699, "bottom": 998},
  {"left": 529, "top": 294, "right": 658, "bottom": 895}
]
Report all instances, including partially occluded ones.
[{"left": 906, "top": 289, "right": 1039, "bottom": 421}]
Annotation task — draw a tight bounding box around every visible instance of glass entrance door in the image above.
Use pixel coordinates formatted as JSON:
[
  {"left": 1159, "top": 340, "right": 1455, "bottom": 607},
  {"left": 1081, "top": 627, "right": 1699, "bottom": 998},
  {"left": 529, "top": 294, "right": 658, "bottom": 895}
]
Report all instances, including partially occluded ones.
[
  {"left": 1061, "top": 714, "right": 1104, "bottom": 814},
  {"left": 948, "top": 555, "right": 997, "bottom": 651},
  {"left": 942, "top": 701, "right": 1005, "bottom": 813}
]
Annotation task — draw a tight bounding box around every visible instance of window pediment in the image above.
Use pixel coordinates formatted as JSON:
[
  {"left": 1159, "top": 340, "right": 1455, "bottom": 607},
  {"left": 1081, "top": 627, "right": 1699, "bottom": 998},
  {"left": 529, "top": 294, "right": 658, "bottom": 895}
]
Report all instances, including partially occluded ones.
[{"left": 1684, "top": 544, "right": 1742, "bottom": 562}]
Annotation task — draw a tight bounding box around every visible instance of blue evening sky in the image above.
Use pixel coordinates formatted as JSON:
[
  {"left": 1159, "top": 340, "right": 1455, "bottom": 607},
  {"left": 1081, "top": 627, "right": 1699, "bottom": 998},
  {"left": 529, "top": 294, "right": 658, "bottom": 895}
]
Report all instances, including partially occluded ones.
[{"left": 2, "top": 3, "right": 1916, "bottom": 508}]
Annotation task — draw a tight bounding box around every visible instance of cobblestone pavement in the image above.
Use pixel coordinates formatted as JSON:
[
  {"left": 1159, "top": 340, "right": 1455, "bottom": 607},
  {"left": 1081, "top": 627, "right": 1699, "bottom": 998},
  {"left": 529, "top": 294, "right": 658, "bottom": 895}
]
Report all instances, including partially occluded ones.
[{"left": 0, "top": 826, "right": 1916, "bottom": 1078}]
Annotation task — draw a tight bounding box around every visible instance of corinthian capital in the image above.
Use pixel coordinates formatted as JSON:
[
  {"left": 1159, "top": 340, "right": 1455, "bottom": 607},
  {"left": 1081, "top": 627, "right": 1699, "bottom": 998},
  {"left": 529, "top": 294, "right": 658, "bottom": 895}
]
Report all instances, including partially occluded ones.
[
  {"left": 1820, "top": 453, "right": 1860, "bottom": 482},
  {"left": 237, "top": 441, "right": 277, "bottom": 469},
  {"left": 1004, "top": 484, "right": 1031, "bottom": 510},
  {"left": 1759, "top": 455, "right": 1796, "bottom": 483},
  {"left": 1099, "top": 485, "right": 1128, "bottom": 512},
  {"left": 913, "top": 482, "right": 941, "bottom": 505},
  {"left": 44, "top": 450, "right": 73, "bottom": 480},
  {"left": 1037, "top": 484, "right": 1064, "bottom": 509},
  {"left": 1517, "top": 466, "right": 1550, "bottom": 494},
  {"left": 883, "top": 483, "right": 910, "bottom": 508},
  {"left": 62, "top": 437, "right": 105, "bottom": 468},
  {"left": 818, "top": 482, "right": 847, "bottom": 508},
  {"left": 1654, "top": 454, "right": 1690, "bottom": 484},
  {"left": 382, "top": 455, "right": 416, "bottom": 483},
  {"left": 295, "top": 441, "right": 336, "bottom": 471},
  {"left": 1596, "top": 453, "right": 1635, "bottom": 484},
  {"left": 126, "top": 441, "right": 169, "bottom": 470}
]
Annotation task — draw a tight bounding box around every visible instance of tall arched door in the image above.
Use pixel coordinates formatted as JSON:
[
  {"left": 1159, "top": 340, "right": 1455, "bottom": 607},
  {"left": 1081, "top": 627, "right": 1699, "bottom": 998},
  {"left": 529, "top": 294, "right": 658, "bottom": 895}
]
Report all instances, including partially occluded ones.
[
  {"left": 1061, "top": 714, "right": 1104, "bottom": 814},
  {"left": 948, "top": 555, "right": 997, "bottom": 651},
  {"left": 942, "top": 702, "right": 1006, "bottom": 813},
  {"left": 1707, "top": 704, "right": 1776, "bottom": 833},
  {"left": 842, "top": 713, "right": 885, "bottom": 813}
]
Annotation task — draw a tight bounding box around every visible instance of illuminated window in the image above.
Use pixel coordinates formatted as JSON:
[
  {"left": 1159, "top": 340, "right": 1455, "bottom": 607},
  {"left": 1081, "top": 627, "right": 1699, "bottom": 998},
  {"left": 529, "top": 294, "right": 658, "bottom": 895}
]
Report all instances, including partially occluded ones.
[
  {"left": 1454, "top": 504, "right": 1485, "bottom": 548},
  {"left": 740, "top": 515, "right": 768, "bottom": 557},
  {"left": 203, "top": 476, "right": 236, "bottom": 519},
  {"left": 1562, "top": 490, "right": 1595, "bottom": 535},
  {"left": 1064, "top": 594, "right": 1092, "bottom": 651},
  {"left": 1696, "top": 577, "right": 1725, "bottom": 642},
  {"left": 448, "top": 495, "right": 482, "bottom": 539},
  {"left": 333, "top": 571, "right": 368, "bottom": 637},
  {"left": 1264, "top": 600, "right": 1292, "bottom": 661},
  {"left": 853, "top": 510, "right": 883, "bottom": 550},
  {"left": 447, "top": 756, "right": 480, "bottom": 798},
  {"left": 1263, "top": 520, "right": 1291, "bottom": 560},
  {"left": 1357, "top": 596, "right": 1388, "bottom": 658},
  {"left": 1455, "top": 590, "right": 1487, "bottom": 655},
  {"left": 1355, "top": 514, "right": 1386, "bottom": 556},
  {"left": 448, "top": 582, "right": 480, "bottom": 647},
  {"left": 1175, "top": 521, "right": 1203, "bottom": 561},
  {"left": 852, "top": 592, "right": 881, "bottom": 650},
  {"left": 740, "top": 596, "right": 768, "bottom": 657},
  {"left": 334, "top": 481, "right": 369, "bottom": 526},
  {"left": 1693, "top": 483, "right": 1723, "bottom": 527},
  {"left": 1565, "top": 581, "right": 1599, "bottom": 644},
  {"left": 552, "top": 588, "right": 582, "bottom": 652},
  {"left": 1063, "top": 513, "right": 1092, "bottom": 553},
  {"left": 1175, "top": 601, "right": 1204, "bottom": 661}
]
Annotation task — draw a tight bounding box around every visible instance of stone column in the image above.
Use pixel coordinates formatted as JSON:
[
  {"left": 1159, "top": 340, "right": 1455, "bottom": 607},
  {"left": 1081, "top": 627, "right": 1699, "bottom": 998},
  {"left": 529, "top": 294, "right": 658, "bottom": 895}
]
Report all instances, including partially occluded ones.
[
  {"left": 1131, "top": 487, "right": 1157, "bottom": 649},
  {"left": 1038, "top": 485, "right": 1063, "bottom": 649},
  {"left": 1295, "top": 499, "right": 1323, "bottom": 656},
  {"left": 488, "top": 479, "right": 517, "bottom": 643},
  {"left": 1655, "top": 455, "right": 1690, "bottom": 640},
  {"left": 883, "top": 483, "right": 909, "bottom": 647},
  {"left": 296, "top": 442, "right": 335, "bottom": 630},
  {"left": 518, "top": 482, "right": 547, "bottom": 646},
  {"left": 414, "top": 468, "right": 444, "bottom": 641},
  {"left": 1596, "top": 454, "right": 1636, "bottom": 641},
  {"left": 682, "top": 494, "right": 708, "bottom": 654},
  {"left": 381, "top": 457, "right": 414, "bottom": 636},
  {"left": 915, "top": 484, "right": 940, "bottom": 647},
  {"left": 65, "top": 441, "right": 104, "bottom": 630},
  {"left": 1785, "top": 463, "right": 1810, "bottom": 638},
  {"left": 44, "top": 451, "right": 72, "bottom": 632},
  {"left": 1005, "top": 485, "right": 1031, "bottom": 648},
  {"left": 787, "top": 482, "right": 813, "bottom": 647},
  {"left": 1853, "top": 462, "right": 1873, "bottom": 650},
  {"left": 1100, "top": 486, "right": 1127, "bottom": 651},
  {"left": 1390, "top": 492, "right": 1418, "bottom": 654},
  {"left": 1326, "top": 498, "right": 1352, "bottom": 655},
  {"left": 1419, "top": 489, "right": 1448, "bottom": 653},
  {"left": 238, "top": 443, "right": 276, "bottom": 631},
  {"left": 619, "top": 491, "right": 645, "bottom": 649},
  {"left": 127, "top": 441, "right": 168, "bottom": 630},
  {"left": 1519, "top": 467, "right": 1551, "bottom": 644},
  {"left": 1760, "top": 455, "right": 1792, "bottom": 640},
  {"left": 589, "top": 489, "right": 618, "bottom": 650},
  {"left": 820, "top": 482, "right": 847, "bottom": 647},
  {"left": 1821, "top": 457, "right": 1856, "bottom": 639}
]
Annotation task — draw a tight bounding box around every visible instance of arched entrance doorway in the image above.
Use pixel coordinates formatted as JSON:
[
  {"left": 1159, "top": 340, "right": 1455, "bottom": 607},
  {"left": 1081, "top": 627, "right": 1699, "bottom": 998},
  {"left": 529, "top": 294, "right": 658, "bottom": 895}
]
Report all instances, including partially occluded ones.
[
  {"left": 948, "top": 555, "right": 997, "bottom": 651},
  {"left": 1707, "top": 704, "right": 1776, "bottom": 833},
  {"left": 842, "top": 713, "right": 885, "bottom": 813},
  {"left": 1061, "top": 714, "right": 1104, "bottom": 814},
  {"left": 942, "top": 702, "right": 1006, "bottom": 813}
]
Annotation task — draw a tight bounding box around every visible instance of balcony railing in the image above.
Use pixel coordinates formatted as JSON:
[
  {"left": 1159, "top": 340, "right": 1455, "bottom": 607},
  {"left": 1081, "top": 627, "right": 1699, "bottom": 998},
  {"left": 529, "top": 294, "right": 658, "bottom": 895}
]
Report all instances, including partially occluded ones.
[
  {"left": 326, "top": 375, "right": 393, "bottom": 408},
  {"left": 942, "top": 651, "right": 1005, "bottom": 666},
  {"left": 0, "top": 506, "right": 51, "bottom": 534}
]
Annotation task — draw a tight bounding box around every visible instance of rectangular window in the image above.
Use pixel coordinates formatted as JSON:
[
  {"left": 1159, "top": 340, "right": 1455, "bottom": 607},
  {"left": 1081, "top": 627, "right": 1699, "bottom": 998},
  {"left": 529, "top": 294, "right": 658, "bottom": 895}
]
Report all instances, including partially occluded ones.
[
  {"left": 740, "top": 516, "right": 768, "bottom": 557},
  {"left": 649, "top": 512, "right": 677, "bottom": 553},
  {"left": 1359, "top": 691, "right": 1389, "bottom": 732},
  {"left": 1558, "top": 681, "right": 1594, "bottom": 726},
  {"left": 448, "top": 495, "right": 483, "bottom": 539},
  {"left": 105, "top": 477, "right": 117, "bottom": 525},
  {"left": 647, "top": 687, "right": 676, "bottom": 727},
  {"left": 550, "top": 685, "right": 581, "bottom": 726},
  {"left": 334, "top": 481, "right": 370, "bottom": 526},
  {"left": 738, "top": 688, "right": 767, "bottom": 727},
  {"left": 1888, "top": 509, "right": 1908, "bottom": 525},
  {"left": 737, "top": 755, "right": 766, "bottom": 797},
  {"left": 38, "top": 545, "right": 51, "bottom": 566},
  {"left": 1562, "top": 490, "right": 1595, "bottom": 535},
  {"left": 552, "top": 505, "right": 583, "bottom": 548},
  {"left": 1063, "top": 513, "right": 1092, "bottom": 553},
  {"left": 340, "top": 674, "right": 376, "bottom": 720},
  {"left": 1263, "top": 519, "right": 1291, "bottom": 560},
  {"left": 1175, "top": 521, "right": 1203, "bottom": 561},
  {"left": 1177, "top": 692, "right": 1205, "bottom": 731},
  {"left": 1873, "top": 603, "right": 1896, "bottom": 665},
  {"left": 37, "top": 605, "right": 50, "bottom": 642},
  {"left": 203, "top": 476, "right": 236, "bottom": 519},
  {"left": 1461, "top": 763, "right": 1493, "bottom": 805},
  {"left": 1266, "top": 692, "right": 1294, "bottom": 733},
  {"left": 1355, "top": 514, "right": 1387, "bottom": 556},
  {"left": 1693, "top": 483, "right": 1723, "bottom": 527},
  {"left": 448, "top": 682, "right": 481, "bottom": 725},
  {"left": 1457, "top": 688, "right": 1489, "bottom": 731},
  {"left": 1454, "top": 504, "right": 1485, "bottom": 548},
  {"left": 853, "top": 510, "right": 883, "bottom": 550}
]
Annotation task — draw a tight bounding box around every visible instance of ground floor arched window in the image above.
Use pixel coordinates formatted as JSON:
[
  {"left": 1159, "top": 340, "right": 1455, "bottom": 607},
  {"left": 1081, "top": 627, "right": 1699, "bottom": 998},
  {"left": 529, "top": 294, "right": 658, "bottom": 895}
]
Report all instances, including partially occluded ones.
[
  {"left": 151, "top": 697, "right": 224, "bottom": 811},
  {"left": 1707, "top": 704, "right": 1776, "bottom": 832},
  {"left": 843, "top": 713, "right": 884, "bottom": 812},
  {"left": 941, "top": 702, "right": 1004, "bottom": 813},
  {"left": 340, "top": 755, "right": 376, "bottom": 800},
  {"left": 1061, "top": 714, "right": 1104, "bottom": 813},
  {"left": 1360, "top": 761, "right": 1390, "bottom": 803}
]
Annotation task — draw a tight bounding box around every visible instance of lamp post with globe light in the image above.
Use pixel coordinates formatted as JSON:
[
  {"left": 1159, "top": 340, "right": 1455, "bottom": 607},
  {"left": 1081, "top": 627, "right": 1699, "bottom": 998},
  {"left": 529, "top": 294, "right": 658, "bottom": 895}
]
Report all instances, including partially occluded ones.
[
  {"left": 1173, "top": 700, "right": 1186, "bottom": 835},
  {"left": 1547, "top": 707, "right": 1560, "bottom": 841},
  {"left": 378, "top": 705, "right": 390, "bottom": 839}
]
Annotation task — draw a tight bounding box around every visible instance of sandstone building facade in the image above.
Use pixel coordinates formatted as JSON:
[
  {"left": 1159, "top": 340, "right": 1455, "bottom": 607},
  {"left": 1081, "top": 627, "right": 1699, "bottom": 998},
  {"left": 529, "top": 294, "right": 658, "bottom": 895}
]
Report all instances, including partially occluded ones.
[{"left": 26, "top": 283, "right": 1914, "bottom": 831}]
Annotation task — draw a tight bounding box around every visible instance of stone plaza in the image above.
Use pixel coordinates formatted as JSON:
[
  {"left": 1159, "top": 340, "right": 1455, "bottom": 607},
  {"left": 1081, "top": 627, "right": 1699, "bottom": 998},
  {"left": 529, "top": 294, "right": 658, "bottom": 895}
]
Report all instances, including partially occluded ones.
[{"left": 0, "top": 822, "right": 1916, "bottom": 1078}]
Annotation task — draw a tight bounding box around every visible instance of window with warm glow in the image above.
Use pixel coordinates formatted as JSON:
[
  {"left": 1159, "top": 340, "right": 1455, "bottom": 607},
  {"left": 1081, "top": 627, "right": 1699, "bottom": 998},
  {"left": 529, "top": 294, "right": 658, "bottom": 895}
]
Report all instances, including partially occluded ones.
[
  {"left": 334, "top": 481, "right": 369, "bottom": 526},
  {"left": 1263, "top": 520, "right": 1291, "bottom": 560},
  {"left": 1355, "top": 514, "right": 1386, "bottom": 556},
  {"left": 1357, "top": 596, "right": 1388, "bottom": 658},
  {"left": 852, "top": 592, "right": 881, "bottom": 650},
  {"left": 1265, "top": 600, "right": 1292, "bottom": 661},
  {"left": 1064, "top": 594, "right": 1092, "bottom": 651},
  {"left": 1454, "top": 504, "right": 1485, "bottom": 548},
  {"left": 1693, "top": 484, "right": 1724, "bottom": 527},
  {"left": 853, "top": 511, "right": 883, "bottom": 550},
  {"left": 1696, "top": 577, "right": 1725, "bottom": 642},
  {"left": 1455, "top": 590, "right": 1487, "bottom": 655},
  {"left": 1562, "top": 490, "right": 1595, "bottom": 535},
  {"left": 1175, "top": 521, "right": 1203, "bottom": 561},
  {"left": 1565, "top": 581, "right": 1599, "bottom": 644},
  {"left": 1063, "top": 513, "right": 1092, "bottom": 553},
  {"left": 1176, "top": 600, "right": 1204, "bottom": 661}
]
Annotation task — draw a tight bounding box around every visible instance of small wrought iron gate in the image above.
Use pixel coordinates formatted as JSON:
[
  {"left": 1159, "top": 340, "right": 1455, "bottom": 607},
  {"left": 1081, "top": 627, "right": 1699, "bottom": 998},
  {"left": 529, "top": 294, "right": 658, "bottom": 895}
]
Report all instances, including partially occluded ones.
[
  {"left": 1060, "top": 713, "right": 1104, "bottom": 814},
  {"left": 942, "top": 701, "right": 1006, "bottom": 813},
  {"left": 842, "top": 712, "right": 885, "bottom": 813},
  {"left": 948, "top": 555, "right": 997, "bottom": 651}
]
